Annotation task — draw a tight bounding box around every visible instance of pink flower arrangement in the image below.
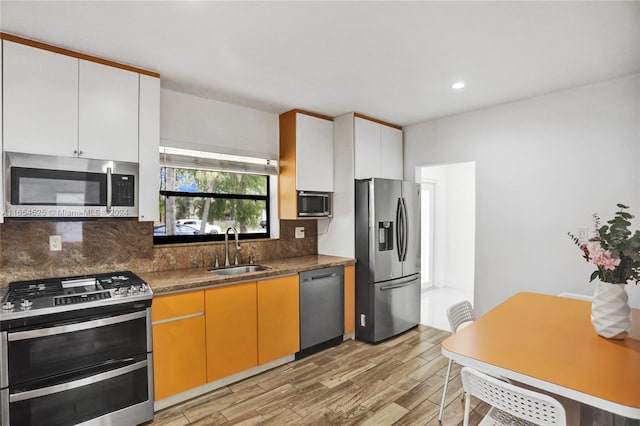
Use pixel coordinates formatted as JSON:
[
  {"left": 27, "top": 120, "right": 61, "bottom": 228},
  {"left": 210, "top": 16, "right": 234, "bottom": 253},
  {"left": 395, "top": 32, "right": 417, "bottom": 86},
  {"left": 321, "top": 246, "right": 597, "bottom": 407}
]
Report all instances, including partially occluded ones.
[
  {"left": 569, "top": 204, "right": 640, "bottom": 284},
  {"left": 581, "top": 239, "right": 621, "bottom": 271}
]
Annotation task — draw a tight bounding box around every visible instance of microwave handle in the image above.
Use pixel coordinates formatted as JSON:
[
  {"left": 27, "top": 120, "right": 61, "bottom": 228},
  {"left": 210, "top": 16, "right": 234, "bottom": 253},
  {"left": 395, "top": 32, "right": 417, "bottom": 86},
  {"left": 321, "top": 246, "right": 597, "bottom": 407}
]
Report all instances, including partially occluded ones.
[{"left": 106, "top": 167, "right": 112, "bottom": 213}]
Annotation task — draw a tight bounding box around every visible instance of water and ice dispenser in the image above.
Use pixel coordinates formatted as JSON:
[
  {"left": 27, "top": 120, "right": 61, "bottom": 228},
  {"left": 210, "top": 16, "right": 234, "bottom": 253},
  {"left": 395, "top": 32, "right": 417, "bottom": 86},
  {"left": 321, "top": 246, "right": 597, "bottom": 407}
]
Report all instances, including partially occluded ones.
[{"left": 378, "top": 221, "right": 394, "bottom": 251}]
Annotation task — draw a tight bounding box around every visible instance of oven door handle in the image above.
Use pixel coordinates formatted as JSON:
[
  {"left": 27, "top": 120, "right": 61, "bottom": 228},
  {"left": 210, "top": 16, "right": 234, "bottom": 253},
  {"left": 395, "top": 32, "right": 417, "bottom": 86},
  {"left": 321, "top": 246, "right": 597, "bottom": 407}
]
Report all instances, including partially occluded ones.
[
  {"left": 7, "top": 310, "right": 147, "bottom": 341},
  {"left": 8, "top": 359, "right": 147, "bottom": 402}
]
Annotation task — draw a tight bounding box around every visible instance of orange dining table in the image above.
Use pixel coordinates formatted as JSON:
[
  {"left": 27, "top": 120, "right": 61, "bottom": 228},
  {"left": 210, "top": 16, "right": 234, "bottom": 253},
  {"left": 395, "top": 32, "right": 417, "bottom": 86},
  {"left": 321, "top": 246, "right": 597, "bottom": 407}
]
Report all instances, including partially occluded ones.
[{"left": 441, "top": 292, "right": 640, "bottom": 420}]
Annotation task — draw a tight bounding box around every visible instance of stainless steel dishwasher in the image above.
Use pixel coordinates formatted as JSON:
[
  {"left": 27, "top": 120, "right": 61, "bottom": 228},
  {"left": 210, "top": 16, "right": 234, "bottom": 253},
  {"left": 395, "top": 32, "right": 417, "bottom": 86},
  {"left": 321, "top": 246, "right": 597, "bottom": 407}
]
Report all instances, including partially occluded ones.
[{"left": 297, "top": 266, "right": 344, "bottom": 358}]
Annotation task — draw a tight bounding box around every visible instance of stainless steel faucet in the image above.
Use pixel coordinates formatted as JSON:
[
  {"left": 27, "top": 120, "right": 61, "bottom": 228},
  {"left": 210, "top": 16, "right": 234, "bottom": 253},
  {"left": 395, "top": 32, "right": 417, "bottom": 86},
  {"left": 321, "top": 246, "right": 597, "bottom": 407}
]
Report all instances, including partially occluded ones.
[{"left": 224, "top": 227, "right": 241, "bottom": 266}]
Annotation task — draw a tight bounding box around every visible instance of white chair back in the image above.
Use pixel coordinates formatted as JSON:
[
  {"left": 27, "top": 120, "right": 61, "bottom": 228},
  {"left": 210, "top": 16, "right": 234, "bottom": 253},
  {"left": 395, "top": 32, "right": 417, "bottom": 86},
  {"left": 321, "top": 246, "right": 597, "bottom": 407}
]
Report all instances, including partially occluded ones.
[
  {"left": 558, "top": 292, "right": 593, "bottom": 301},
  {"left": 461, "top": 367, "right": 567, "bottom": 426},
  {"left": 447, "top": 300, "right": 475, "bottom": 333},
  {"left": 438, "top": 299, "right": 476, "bottom": 422}
]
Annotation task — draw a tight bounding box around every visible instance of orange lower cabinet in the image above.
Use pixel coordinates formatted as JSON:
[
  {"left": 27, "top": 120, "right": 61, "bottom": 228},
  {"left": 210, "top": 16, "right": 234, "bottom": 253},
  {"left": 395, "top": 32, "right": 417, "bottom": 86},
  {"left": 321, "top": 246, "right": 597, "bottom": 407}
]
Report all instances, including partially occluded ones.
[
  {"left": 206, "top": 282, "right": 258, "bottom": 382},
  {"left": 344, "top": 265, "right": 355, "bottom": 335},
  {"left": 257, "top": 275, "right": 300, "bottom": 365},
  {"left": 152, "top": 291, "right": 206, "bottom": 401},
  {"left": 152, "top": 289, "right": 205, "bottom": 322}
]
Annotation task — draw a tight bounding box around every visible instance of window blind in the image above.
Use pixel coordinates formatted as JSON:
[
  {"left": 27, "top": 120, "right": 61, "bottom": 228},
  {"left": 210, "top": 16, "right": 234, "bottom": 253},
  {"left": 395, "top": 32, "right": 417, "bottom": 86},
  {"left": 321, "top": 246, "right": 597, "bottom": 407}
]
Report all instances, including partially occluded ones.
[{"left": 159, "top": 146, "right": 278, "bottom": 176}]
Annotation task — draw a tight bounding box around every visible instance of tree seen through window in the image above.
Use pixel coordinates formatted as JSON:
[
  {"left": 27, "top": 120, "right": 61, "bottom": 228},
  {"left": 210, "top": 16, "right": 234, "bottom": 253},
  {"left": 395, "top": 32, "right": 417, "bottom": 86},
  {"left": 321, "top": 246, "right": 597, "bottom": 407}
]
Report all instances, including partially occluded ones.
[{"left": 155, "top": 167, "right": 269, "bottom": 243}]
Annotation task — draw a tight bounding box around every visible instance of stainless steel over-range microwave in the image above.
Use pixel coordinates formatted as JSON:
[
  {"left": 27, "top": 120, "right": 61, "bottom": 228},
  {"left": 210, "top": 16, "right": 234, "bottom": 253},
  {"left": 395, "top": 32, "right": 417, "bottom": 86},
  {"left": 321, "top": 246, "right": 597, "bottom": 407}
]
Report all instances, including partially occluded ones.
[
  {"left": 4, "top": 152, "right": 139, "bottom": 219},
  {"left": 297, "top": 191, "right": 332, "bottom": 217}
]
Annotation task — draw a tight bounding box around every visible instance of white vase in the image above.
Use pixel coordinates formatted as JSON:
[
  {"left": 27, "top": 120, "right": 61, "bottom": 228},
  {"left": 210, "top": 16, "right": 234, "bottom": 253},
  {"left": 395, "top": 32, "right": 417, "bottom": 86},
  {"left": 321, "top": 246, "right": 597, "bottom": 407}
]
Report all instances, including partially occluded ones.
[{"left": 591, "top": 280, "right": 632, "bottom": 339}]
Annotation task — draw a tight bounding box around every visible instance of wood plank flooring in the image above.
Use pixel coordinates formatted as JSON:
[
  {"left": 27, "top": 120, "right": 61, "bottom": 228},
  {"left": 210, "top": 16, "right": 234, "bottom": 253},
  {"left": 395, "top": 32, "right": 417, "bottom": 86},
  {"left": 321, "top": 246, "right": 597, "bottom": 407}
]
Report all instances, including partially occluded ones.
[{"left": 146, "top": 324, "right": 490, "bottom": 426}]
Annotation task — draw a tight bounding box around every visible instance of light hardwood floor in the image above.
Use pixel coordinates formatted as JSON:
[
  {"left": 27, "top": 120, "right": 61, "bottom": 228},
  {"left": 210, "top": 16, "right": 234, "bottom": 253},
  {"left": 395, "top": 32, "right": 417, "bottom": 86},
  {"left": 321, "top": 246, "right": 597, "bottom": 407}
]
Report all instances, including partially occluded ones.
[{"left": 146, "top": 324, "right": 490, "bottom": 426}]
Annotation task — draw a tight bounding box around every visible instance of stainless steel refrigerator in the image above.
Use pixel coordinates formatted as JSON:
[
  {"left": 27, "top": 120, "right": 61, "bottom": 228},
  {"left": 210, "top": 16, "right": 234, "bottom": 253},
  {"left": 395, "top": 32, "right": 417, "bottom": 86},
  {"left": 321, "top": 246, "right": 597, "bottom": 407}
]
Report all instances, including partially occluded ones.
[{"left": 355, "top": 178, "right": 421, "bottom": 343}]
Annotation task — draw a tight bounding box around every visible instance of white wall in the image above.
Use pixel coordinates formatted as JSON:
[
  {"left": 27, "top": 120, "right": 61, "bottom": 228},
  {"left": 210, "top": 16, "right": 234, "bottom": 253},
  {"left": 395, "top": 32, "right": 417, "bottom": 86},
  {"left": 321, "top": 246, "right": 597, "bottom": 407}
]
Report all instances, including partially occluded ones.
[
  {"left": 405, "top": 74, "right": 640, "bottom": 315},
  {"left": 159, "top": 89, "right": 281, "bottom": 236},
  {"left": 444, "top": 163, "right": 476, "bottom": 292}
]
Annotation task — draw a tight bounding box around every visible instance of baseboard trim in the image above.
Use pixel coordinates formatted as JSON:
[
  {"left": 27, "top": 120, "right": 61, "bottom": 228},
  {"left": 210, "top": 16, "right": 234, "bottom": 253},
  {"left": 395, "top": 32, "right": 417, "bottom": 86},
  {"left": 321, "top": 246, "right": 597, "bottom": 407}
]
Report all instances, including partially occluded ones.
[{"left": 153, "top": 354, "right": 295, "bottom": 411}]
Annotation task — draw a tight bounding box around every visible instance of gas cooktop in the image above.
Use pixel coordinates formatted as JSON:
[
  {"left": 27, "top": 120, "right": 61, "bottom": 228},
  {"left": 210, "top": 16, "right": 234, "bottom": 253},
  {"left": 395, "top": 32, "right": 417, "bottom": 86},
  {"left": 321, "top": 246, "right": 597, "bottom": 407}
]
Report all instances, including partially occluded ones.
[{"left": 0, "top": 271, "right": 152, "bottom": 320}]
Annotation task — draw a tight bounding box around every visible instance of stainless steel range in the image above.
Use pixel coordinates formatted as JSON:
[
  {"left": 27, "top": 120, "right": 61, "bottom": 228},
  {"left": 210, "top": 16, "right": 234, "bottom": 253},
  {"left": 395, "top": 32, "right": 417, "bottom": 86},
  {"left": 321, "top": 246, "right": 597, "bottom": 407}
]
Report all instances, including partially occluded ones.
[{"left": 0, "top": 271, "right": 154, "bottom": 426}]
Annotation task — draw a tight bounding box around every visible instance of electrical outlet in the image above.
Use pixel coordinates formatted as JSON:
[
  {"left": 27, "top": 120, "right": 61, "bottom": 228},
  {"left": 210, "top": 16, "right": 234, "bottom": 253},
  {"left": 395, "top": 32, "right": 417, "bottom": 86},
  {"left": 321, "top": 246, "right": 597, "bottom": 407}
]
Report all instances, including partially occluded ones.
[
  {"left": 49, "top": 235, "right": 62, "bottom": 251},
  {"left": 295, "top": 227, "right": 305, "bottom": 239}
]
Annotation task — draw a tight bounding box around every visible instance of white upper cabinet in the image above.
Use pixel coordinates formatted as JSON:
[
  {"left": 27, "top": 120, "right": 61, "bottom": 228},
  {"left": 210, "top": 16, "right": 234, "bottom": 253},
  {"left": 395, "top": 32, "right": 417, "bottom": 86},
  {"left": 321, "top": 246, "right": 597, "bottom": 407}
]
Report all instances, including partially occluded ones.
[
  {"left": 1, "top": 36, "right": 160, "bottom": 222},
  {"left": 296, "top": 112, "right": 334, "bottom": 192},
  {"left": 138, "top": 74, "right": 160, "bottom": 222},
  {"left": 354, "top": 117, "right": 380, "bottom": 179},
  {"left": 379, "top": 124, "right": 403, "bottom": 179},
  {"left": 79, "top": 60, "right": 139, "bottom": 162},
  {"left": 2, "top": 40, "right": 79, "bottom": 157},
  {"left": 2, "top": 40, "right": 140, "bottom": 162},
  {"left": 354, "top": 116, "right": 403, "bottom": 180}
]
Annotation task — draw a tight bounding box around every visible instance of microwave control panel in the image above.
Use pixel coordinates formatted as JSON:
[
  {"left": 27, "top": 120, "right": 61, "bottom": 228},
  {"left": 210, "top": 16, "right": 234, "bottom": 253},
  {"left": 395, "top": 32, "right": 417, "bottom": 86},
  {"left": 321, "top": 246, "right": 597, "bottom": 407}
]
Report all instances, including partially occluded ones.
[{"left": 112, "top": 174, "right": 135, "bottom": 206}]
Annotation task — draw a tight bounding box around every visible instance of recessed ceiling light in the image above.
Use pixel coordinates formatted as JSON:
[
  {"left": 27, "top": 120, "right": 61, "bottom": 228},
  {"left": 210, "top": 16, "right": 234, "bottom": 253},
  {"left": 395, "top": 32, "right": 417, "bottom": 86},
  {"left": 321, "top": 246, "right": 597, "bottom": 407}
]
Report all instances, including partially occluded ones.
[{"left": 451, "top": 82, "right": 465, "bottom": 90}]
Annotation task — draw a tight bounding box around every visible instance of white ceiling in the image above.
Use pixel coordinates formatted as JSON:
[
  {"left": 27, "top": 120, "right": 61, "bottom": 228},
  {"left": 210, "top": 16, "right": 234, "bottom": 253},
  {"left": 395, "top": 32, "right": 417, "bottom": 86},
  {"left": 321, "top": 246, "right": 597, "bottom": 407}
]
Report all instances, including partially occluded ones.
[{"left": 1, "top": 1, "right": 639, "bottom": 126}]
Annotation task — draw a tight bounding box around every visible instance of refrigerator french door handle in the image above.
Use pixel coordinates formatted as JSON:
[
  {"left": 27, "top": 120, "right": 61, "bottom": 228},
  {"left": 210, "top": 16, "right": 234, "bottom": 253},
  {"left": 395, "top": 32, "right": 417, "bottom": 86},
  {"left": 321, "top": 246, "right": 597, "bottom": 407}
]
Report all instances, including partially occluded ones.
[
  {"left": 400, "top": 198, "right": 407, "bottom": 262},
  {"left": 396, "top": 198, "right": 403, "bottom": 261},
  {"left": 401, "top": 197, "right": 409, "bottom": 261},
  {"left": 399, "top": 199, "right": 405, "bottom": 261}
]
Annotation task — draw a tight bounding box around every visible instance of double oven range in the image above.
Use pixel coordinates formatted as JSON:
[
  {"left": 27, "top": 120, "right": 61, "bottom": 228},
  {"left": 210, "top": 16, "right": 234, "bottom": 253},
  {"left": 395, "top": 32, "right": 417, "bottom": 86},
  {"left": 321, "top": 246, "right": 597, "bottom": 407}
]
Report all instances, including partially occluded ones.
[{"left": 0, "top": 271, "right": 154, "bottom": 426}]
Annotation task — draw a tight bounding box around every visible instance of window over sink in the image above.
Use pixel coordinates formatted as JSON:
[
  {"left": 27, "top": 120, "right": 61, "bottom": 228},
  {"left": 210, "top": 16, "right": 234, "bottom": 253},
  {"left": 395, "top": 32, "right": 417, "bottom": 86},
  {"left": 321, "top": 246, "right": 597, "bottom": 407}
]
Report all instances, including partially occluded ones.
[{"left": 154, "top": 147, "right": 277, "bottom": 244}]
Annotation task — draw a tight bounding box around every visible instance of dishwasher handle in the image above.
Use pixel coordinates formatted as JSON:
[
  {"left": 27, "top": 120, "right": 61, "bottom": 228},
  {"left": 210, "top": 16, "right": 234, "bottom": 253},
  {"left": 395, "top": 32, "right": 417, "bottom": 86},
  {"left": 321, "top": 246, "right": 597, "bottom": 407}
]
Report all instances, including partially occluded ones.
[
  {"left": 299, "top": 267, "right": 344, "bottom": 283},
  {"left": 310, "top": 273, "right": 336, "bottom": 280}
]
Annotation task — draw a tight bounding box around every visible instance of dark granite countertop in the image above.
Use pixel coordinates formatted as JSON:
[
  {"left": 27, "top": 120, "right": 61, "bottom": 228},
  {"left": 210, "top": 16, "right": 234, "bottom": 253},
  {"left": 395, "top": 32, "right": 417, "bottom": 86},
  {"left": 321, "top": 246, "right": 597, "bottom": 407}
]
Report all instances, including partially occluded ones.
[{"left": 140, "top": 255, "right": 355, "bottom": 295}]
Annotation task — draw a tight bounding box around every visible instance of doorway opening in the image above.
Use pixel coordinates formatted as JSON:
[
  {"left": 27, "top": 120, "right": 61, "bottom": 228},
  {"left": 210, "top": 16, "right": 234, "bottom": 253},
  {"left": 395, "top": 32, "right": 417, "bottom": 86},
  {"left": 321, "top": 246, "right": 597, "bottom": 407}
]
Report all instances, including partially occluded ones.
[{"left": 418, "top": 162, "right": 476, "bottom": 330}]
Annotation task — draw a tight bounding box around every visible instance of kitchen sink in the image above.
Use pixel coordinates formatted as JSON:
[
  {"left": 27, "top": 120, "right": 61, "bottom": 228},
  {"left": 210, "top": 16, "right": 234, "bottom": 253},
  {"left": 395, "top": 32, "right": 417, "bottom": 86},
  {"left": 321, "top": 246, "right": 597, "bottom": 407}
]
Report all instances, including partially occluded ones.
[{"left": 209, "top": 265, "right": 271, "bottom": 275}]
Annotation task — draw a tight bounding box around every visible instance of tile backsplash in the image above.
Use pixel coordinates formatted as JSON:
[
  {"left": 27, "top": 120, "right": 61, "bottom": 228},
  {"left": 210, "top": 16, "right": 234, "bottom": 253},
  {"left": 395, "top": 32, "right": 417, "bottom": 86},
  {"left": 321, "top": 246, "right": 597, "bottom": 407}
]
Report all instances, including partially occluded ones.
[{"left": 0, "top": 219, "right": 317, "bottom": 286}]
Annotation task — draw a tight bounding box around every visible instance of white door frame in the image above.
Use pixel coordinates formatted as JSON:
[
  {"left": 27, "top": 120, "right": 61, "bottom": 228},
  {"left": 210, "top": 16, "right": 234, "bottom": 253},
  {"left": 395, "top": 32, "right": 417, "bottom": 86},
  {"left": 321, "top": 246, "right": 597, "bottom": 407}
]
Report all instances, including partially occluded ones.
[{"left": 420, "top": 180, "right": 436, "bottom": 290}]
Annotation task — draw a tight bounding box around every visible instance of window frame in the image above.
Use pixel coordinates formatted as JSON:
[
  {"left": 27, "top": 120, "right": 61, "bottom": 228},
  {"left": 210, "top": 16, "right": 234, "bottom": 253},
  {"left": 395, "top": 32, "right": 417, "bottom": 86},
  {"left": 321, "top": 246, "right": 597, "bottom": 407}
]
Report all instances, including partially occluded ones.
[{"left": 153, "top": 171, "right": 271, "bottom": 245}]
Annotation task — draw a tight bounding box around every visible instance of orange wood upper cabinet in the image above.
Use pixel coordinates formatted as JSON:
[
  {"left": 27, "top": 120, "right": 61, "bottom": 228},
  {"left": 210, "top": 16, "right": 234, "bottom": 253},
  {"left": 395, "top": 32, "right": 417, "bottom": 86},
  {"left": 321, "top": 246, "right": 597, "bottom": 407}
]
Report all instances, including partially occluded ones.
[
  {"left": 205, "top": 282, "right": 258, "bottom": 382},
  {"left": 257, "top": 275, "right": 300, "bottom": 365},
  {"left": 344, "top": 265, "right": 355, "bottom": 335},
  {"left": 152, "top": 290, "right": 206, "bottom": 401},
  {"left": 279, "top": 109, "right": 334, "bottom": 219}
]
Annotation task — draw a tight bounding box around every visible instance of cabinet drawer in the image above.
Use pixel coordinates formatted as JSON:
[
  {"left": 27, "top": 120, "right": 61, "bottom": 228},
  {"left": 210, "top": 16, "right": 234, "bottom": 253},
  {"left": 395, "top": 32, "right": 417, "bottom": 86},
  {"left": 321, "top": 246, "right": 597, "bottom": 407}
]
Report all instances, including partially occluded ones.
[{"left": 152, "top": 290, "right": 204, "bottom": 322}]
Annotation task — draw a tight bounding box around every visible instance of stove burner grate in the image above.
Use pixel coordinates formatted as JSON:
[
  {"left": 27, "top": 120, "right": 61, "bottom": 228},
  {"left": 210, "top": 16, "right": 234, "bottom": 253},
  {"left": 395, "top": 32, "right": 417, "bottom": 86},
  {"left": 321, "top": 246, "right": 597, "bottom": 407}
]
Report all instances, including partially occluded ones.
[{"left": 7, "top": 281, "right": 61, "bottom": 300}]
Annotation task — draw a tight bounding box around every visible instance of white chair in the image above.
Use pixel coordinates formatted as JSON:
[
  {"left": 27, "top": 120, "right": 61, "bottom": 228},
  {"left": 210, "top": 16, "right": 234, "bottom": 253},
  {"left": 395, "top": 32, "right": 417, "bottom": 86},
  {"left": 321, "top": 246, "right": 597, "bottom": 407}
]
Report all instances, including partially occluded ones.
[
  {"left": 438, "top": 300, "right": 476, "bottom": 422},
  {"left": 460, "top": 366, "right": 567, "bottom": 426},
  {"left": 558, "top": 292, "right": 593, "bottom": 301}
]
